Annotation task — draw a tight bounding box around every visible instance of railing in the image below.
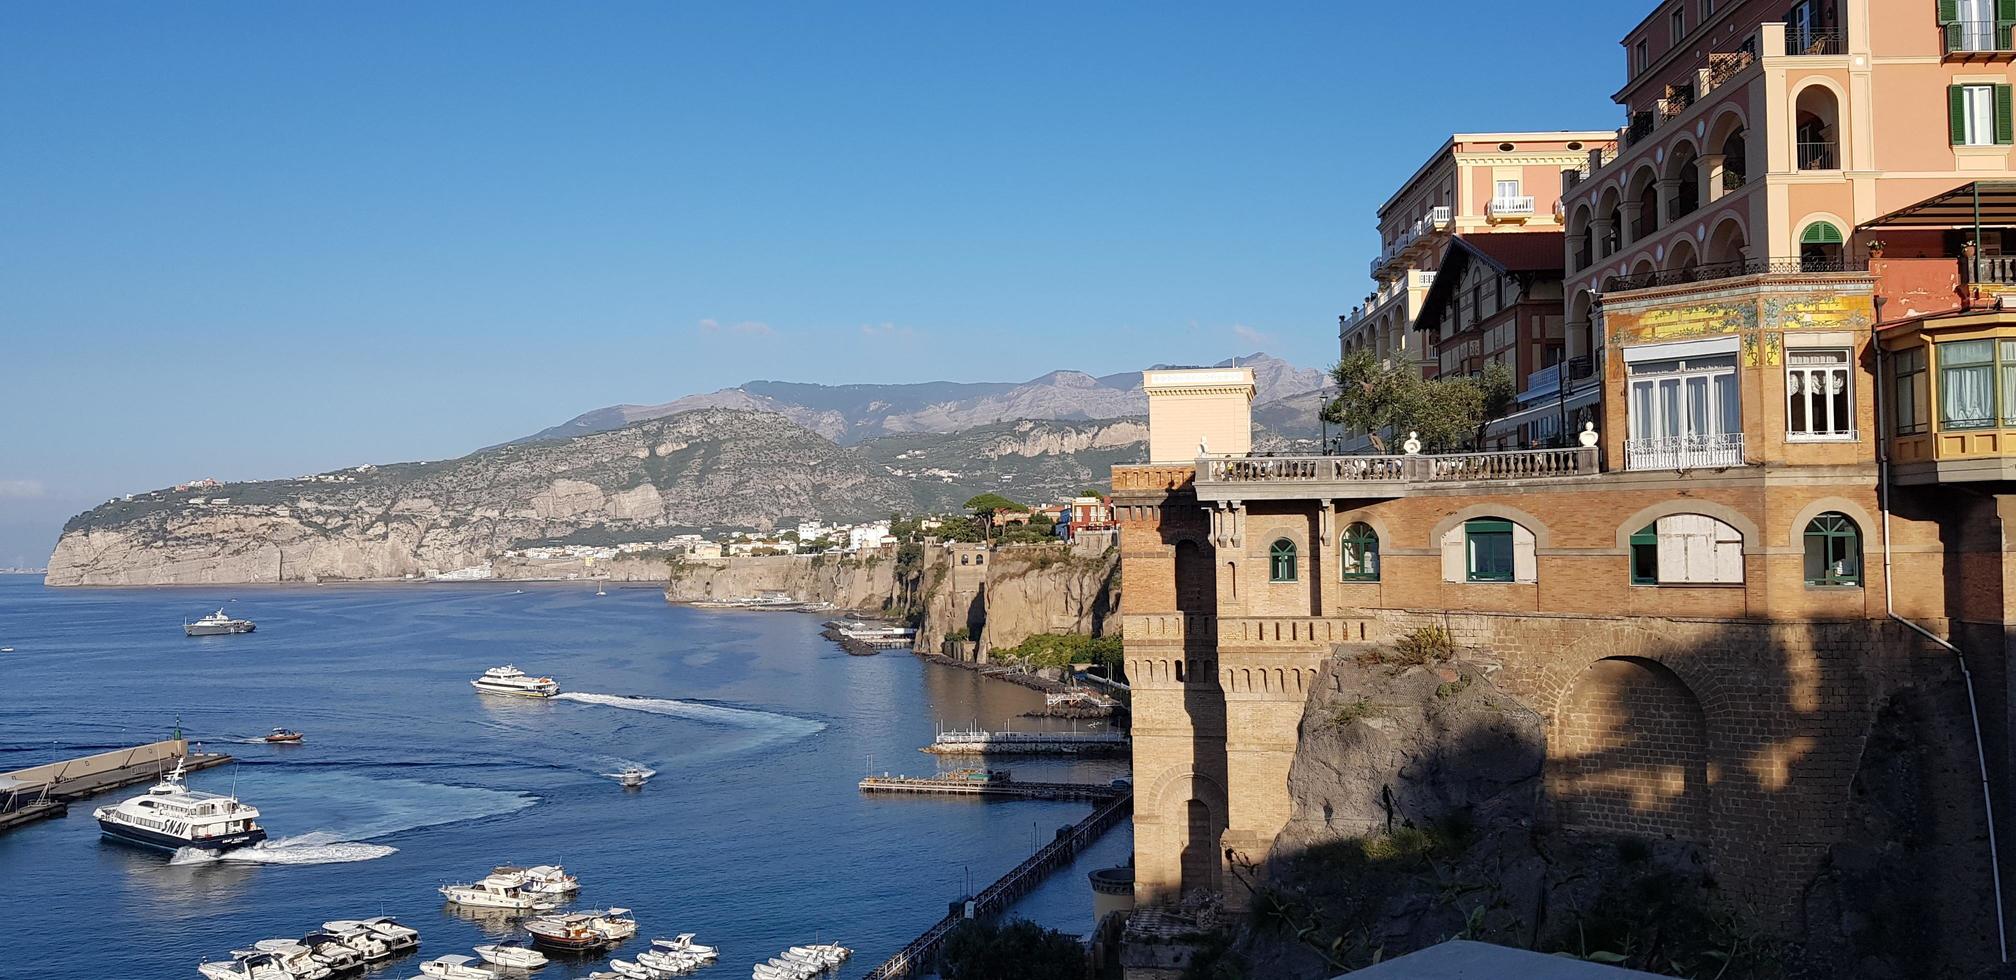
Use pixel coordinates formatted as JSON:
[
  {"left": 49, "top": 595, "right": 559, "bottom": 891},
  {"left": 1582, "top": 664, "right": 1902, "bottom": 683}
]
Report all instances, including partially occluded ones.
[
  {"left": 1409, "top": 270, "right": 1437, "bottom": 289},
  {"left": 1705, "top": 48, "right": 1755, "bottom": 91},
  {"left": 1624, "top": 110, "right": 1656, "bottom": 147},
  {"left": 1945, "top": 22, "right": 2008, "bottom": 55},
  {"left": 1200, "top": 447, "right": 1598, "bottom": 487},
  {"left": 1602, "top": 256, "right": 1868, "bottom": 293},
  {"left": 1489, "top": 196, "right": 1536, "bottom": 219},
  {"left": 1796, "top": 141, "right": 1837, "bottom": 170},
  {"left": 1785, "top": 28, "right": 1844, "bottom": 56},
  {"left": 1624, "top": 433, "right": 1746, "bottom": 471},
  {"left": 1962, "top": 254, "right": 2016, "bottom": 284}
]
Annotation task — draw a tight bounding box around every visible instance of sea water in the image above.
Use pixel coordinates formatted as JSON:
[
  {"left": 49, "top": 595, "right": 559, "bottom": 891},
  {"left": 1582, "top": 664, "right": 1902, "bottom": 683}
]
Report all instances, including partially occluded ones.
[{"left": 0, "top": 576, "right": 1130, "bottom": 978}]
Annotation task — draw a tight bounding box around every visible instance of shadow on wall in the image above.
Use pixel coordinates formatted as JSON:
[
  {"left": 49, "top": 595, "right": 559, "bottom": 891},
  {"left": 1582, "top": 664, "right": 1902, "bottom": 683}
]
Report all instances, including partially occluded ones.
[{"left": 1223, "top": 621, "right": 2002, "bottom": 980}]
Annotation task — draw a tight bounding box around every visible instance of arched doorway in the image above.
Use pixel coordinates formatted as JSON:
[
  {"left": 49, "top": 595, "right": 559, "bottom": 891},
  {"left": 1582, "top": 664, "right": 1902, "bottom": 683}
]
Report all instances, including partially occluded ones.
[
  {"left": 1549, "top": 657, "right": 1709, "bottom": 839},
  {"left": 1175, "top": 539, "right": 1216, "bottom": 615},
  {"left": 1665, "top": 141, "right": 1701, "bottom": 221},
  {"left": 1179, "top": 799, "right": 1222, "bottom": 894},
  {"left": 1704, "top": 216, "right": 1748, "bottom": 270},
  {"left": 1800, "top": 220, "right": 1845, "bottom": 271},
  {"left": 1794, "top": 84, "right": 1841, "bottom": 170}
]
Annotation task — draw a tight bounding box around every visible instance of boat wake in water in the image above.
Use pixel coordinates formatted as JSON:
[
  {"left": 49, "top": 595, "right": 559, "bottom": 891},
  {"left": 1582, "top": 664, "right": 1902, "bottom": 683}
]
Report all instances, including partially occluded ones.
[
  {"left": 555, "top": 692, "right": 825, "bottom": 755},
  {"left": 168, "top": 773, "right": 537, "bottom": 866}
]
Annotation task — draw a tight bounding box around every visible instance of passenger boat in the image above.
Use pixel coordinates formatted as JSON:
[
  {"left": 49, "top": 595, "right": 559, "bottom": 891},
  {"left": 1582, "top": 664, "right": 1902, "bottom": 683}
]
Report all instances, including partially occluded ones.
[
  {"left": 261, "top": 728, "right": 304, "bottom": 744},
  {"left": 470, "top": 665, "right": 560, "bottom": 698},
  {"left": 92, "top": 759, "right": 265, "bottom": 852},
  {"left": 439, "top": 871, "right": 557, "bottom": 911},
  {"left": 418, "top": 954, "right": 500, "bottom": 979},
  {"left": 524, "top": 908, "right": 637, "bottom": 951},
  {"left": 492, "top": 862, "right": 580, "bottom": 895},
  {"left": 473, "top": 941, "right": 548, "bottom": 969},
  {"left": 185, "top": 609, "right": 256, "bottom": 636},
  {"left": 197, "top": 952, "right": 293, "bottom": 980}
]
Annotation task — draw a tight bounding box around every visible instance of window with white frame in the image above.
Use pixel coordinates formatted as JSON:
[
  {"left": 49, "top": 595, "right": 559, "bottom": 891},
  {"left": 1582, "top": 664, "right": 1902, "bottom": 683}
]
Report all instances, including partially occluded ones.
[
  {"left": 1962, "top": 84, "right": 1999, "bottom": 146},
  {"left": 1627, "top": 353, "right": 1740, "bottom": 445},
  {"left": 1495, "top": 178, "right": 1522, "bottom": 202},
  {"left": 1786, "top": 348, "right": 1854, "bottom": 439}
]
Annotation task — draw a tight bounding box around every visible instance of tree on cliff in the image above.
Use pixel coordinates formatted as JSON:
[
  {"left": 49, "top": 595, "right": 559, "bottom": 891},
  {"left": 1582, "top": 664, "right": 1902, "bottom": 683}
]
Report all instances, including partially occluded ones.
[
  {"left": 938, "top": 919, "right": 1085, "bottom": 980},
  {"left": 1320, "top": 348, "right": 1516, "bottom": 453},
  {"left": 963, "top": 493, "right": 1028, "bottom": 544}
]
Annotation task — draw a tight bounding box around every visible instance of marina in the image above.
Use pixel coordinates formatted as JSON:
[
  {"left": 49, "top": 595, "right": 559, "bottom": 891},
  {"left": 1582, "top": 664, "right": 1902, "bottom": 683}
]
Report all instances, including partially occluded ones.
[
  {"left": 924, "top": 727, "right": 1130, "bottom": 756},
  {"left": 859, "top": 772, "right": 1124, "bottom": 801},
  {"left": 0, "top": 579, "right": 1128, "bottom": 978}
]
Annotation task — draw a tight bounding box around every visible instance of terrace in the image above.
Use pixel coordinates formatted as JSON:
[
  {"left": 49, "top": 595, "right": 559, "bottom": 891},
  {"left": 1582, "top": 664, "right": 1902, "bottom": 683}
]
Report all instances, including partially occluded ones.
[{"left": 1190, "top": 444, "right": 1600, "bottom": 502}]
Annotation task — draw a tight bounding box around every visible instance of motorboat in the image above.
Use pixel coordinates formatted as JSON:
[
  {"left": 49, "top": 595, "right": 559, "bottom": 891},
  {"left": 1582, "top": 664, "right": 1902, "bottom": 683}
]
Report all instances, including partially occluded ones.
[
  {"left": 791, "top": 943, "right": 850, "bottom": 963},
  {"left": 359, "top": 916, "right": 422, "bottom": 954},
  {"left": 610, "top": 766, "right": 654, "bottom": 788},
  {"left": 262, "top": 728, "right": 304, "bottom": 744},
  {"left": 320, "top": 921, "right": 394, "bottom": 961},
  {"left": 246, "top": 940, "right": 332, "bottom": 979},
  {"left": 608, "top": 960, "right": 663, "bottom": 979},
  {"left": 439, "top": 871, "right": 557, "bottom": 911},
  {"left": 418, "top": 954, "right": 499, "bottom": 980},
  {"left": 473, "top": 941, "right": 548, "bottom": 969},
  {"left": 636, "top": 947, "right": 708, "bottom": 974},
  {"left": 470, "top": 665, "right": 560, "bottom": 698},
  {"left": 197, "top": 952, "right": 293, "bottom": 980},
  {"left": 492, "top": 863, "right": 579, "bottom": 895},
  {"left": 296, "top": 932, "right": 368, "bottom": 972},
  {"left": 653, "top": 934, "right": 717, "bottom": 959},
  {"left": 524, "top": 908, "right": 636, "bottom": 951},
  {"left": 186, "top": 609, "right": 256, "bottom": 636},
  {"left": 92, "top": 758, "right": 266, "bottom": 852}
]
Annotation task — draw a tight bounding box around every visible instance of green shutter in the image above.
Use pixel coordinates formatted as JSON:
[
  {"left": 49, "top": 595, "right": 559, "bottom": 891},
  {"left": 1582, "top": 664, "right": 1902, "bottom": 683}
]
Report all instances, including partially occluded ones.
[
  {"left": 1951, "top": 86, "right": 1970, "bottom": 145},
  {"left": 1802, "top": 222, "right": 1844, "bottom": 244},
  {"left": 2001, "top": 0, "right": 2016, "bottom": 48},
  {"left": 1998, "top": 84, "right": 2014, "bottom": 144},
  {"left": 1941, "top": 0, "right": 1962, "bottom": 23}
]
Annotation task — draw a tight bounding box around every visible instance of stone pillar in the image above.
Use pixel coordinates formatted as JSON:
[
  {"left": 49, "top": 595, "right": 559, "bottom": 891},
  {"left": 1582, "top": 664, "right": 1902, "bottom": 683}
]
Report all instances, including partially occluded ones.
[
  {"left": 1700, "top": 153, "right": 1727, "bottom": 203},
  {"left": 1593, "top": 215, "right": 1617, "bottom": 257},
  {"left": 1656, "top": 177, "right": 1681, "bottom": 223},
  {"left": 1621, "top": 199, "right": 1644, "bottom": 244}
]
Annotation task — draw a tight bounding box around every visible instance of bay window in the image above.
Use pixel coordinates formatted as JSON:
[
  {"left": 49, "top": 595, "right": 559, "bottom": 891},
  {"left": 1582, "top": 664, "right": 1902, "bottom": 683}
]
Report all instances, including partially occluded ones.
[
  {"left": 1891, "top": 347, "right": 1927, "bottom": 436},
  {"left": 1625, "top": 348, "right": 1743, "bottom": 469}
]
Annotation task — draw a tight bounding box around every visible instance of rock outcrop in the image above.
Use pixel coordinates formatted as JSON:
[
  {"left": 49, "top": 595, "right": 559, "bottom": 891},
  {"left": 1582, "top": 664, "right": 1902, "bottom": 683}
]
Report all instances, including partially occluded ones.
[{"left": 663, "top": 554, "right": 901, "bottom": 613}]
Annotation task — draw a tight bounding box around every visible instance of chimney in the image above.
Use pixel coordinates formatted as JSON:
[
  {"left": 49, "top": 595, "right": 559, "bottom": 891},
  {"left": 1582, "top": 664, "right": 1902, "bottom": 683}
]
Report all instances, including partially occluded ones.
[{"left": 1142, "top": 368, "right": 1257, "bottom": 464}]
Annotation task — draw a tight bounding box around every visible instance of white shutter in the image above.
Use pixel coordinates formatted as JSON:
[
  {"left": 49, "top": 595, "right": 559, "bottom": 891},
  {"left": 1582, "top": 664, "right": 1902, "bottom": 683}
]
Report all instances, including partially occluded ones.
[
  {"left": 1441, "top": 527, "right": 1465, "bottom": 583},
  {"left": 1655, "top": 514, "right": 1744, "bottom": 584},
  {"left": 1712, "top": 521, "right": 1744, "bottom": 583},
  {"left": 1512, "top": 524, "right": 1538, "bottom": 583}
]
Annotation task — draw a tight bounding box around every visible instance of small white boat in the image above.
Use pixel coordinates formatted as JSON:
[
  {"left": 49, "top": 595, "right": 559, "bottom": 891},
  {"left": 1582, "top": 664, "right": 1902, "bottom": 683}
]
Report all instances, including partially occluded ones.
[
  {"left": 608, "top": 960, "right": 661, "bottom": 979},
  {"left": 297, "top": 932, "right": 367, "bottom": 972},
  {"left": 655, "top": 934, "right": 717, "bottom": 959},
  {"left": 596, "top": 583, "right": 608, "bottom": 596},
  {"left": 197, "top": 953, "right": 293, "bottom": 980},
  {"left": 609, "top": 765, "right": 654, "bottom": 788},
  {"left": 493, "top": 862, "right": 580, "bottom": 895},
  {"left": 418, "top": 954, "right": 501, "bottom": 980},
  {"left": 360, "top": 915, "right": 422, "bottom": 953},
  {"left": 320, "top": 921, "right": 393, "bottom": 960},
  {"left": 473, "top": 941, "right": 549, "bottom": 969}
]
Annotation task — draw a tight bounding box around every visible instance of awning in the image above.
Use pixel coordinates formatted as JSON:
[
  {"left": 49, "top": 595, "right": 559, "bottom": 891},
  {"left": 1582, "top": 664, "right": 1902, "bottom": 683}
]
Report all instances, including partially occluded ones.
[
  {"left": 1484, "top": 385, "right": 1601, "bottom": 439},
  {"left": 1860, "top": 181, "right": 2016, "bottom": 230}
]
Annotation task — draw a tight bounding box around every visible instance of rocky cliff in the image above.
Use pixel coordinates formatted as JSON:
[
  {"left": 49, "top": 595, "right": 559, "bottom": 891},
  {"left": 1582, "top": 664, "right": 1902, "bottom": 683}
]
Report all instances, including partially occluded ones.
[
  {"left": 46, "top": 411, "right": 1152, "bottom": 587},
  {"left": 663, "top": 554, "right": 901, "bottom": 613}
]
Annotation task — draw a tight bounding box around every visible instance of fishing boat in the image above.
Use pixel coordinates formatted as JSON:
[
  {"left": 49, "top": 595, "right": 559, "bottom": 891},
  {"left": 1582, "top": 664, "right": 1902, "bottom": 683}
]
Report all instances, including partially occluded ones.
[
  {"left": 524, "top": 908, "right": 636, "bottom": 951},
  {"left": 261, "top": 728, "right": 304, "bottom": 744}
]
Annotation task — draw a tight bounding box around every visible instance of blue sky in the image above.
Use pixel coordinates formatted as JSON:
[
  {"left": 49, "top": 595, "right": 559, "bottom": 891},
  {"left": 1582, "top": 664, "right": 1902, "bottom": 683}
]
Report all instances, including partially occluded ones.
[{"left": 0, "top": 1, "right": 1641, "bottom": 564}]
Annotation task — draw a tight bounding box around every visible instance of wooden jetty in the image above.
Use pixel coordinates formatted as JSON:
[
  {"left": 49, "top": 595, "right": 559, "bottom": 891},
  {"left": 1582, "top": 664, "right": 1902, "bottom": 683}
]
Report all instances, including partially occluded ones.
[
  {"left": 0, "top": 739, "right": 233, "bottom": 836},
  {"left": 862, "top": 791, "right": 1133, "bottom": 979},
  {"left": 860, "top": 773, "right": 1124, "bottom": 802}
]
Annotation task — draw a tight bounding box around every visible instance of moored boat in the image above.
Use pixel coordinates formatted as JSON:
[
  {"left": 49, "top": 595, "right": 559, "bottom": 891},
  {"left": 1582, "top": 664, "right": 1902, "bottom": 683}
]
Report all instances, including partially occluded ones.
[
  {"left": 197, "top": 952, "right": 292, "bottom": 980},
  {"left": 246, "top": 940, "right": 332, "bottom": 979},
  {"left": 439, "top": 871, "right": 557, "bottom": 911},
  {"left": 473, "top": 941, "right": 548, "bottom": 969},
  {"left": 524, "top": 908, "right": 636, "bottom": 951},
  {"left": 492, "top": 862, "right": 580, "bottom": 895},
  {"left": 320, "top": 921, "right": 394, "bottom": 961},
  {"left": 417, "top": 954, "right": 499, "bottom": 980}
]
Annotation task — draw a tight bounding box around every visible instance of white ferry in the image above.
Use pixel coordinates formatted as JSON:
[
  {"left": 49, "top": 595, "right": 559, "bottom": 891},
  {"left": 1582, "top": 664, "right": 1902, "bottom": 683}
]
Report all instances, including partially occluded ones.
[
  {"left": 92, "top": 759, "right": 265, "bottom": 852},
  {"left": 470, "top": 665, "right": 559, "bottom": 698}
]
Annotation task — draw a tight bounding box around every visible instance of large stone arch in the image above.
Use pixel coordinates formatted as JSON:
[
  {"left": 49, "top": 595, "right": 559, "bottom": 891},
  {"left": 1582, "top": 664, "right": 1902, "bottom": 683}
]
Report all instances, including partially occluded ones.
[
  {"left": 1144, "top": 770, "right": 1230, "bottom": 895},
  {"left": 1547, "top": 656, "right": 1711, "bottom": 840}
]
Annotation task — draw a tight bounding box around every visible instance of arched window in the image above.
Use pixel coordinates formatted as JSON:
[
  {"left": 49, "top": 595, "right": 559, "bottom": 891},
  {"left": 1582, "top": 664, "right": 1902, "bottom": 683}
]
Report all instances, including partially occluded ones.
[
  {"left": 1268, "top": 539, "right": 1298, "bottom": 583},
  {"left": 1340, "top": 522, "right": 1380, "bottom": 581},
  {"left": 1629, "top": 514, "right": 1744, "bottom": 585},
  {"left": 1800, "top": 221, "right": 1844, "bottom": 270},
  {"left": 1804, "top": 513, "right": 1862, "bottom": 586}
]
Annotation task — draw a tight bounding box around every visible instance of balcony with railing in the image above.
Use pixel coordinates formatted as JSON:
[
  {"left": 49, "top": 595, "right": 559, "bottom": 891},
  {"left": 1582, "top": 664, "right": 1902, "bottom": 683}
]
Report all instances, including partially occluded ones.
[
  {"left": 1487, "top": 196, "right": 1536, "bottom": 223},
  {"left": 1945, "top": 20, "right": 2013, "bottom": 58},
  {"left": 1373, "top": 206, "right": 1454, "bottom": 277},
  {"left": 1624, "top": 433, "right": 1746, "bottom": 471},
  {"left": 1602, "top": 256, "right": 1868, "bottom": 294},
  {"left": 1784, "top": 28, "right": 1843, "bottom": 56},
  {"left": 1192, "top": 445, "right": 1601, "bottom": 501},
  {"left": 1797, "top": 140, "right": 1837, "bottom": 171}
]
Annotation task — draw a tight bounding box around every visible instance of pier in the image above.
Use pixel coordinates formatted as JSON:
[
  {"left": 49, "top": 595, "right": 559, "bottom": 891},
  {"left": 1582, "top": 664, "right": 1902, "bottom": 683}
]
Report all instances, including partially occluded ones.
[
  {"left": 0, "top": 739, "right": 233, "bottom": 835},
  {"left": 862, "top": 790, "right": 1133, "bottom": 979},
  {"left": 860, "top": 773, "right": 1124, "bottom": 802},
  {"left": 925, "top": 728, "right": 1130, "bottom": 757}
]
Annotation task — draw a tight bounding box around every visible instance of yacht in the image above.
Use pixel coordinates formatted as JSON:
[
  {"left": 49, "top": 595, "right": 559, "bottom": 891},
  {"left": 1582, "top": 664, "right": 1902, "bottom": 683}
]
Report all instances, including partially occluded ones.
[
  {"left": 245, "top": 941, "right": 332, "bottom": 980},
  {"left": 197, "top": 953, "right": 293, "bottom": 980},
  {"left": 359, "top": 916, "right": 421, "bottom": 954},
  {"left": 92, "top": 759, "right": 265, "bottom": 852},
  {"left": 186, "top": 609, "right": 257, "bottom": 636},
  {"left": 296, "top": 932, "right": 368, "bottom": 973},
  {"left": 418, "top": 954, "right": 499, "bottom": 980},
  {"left": 524, "top": 908, "right": 636, "bottom": 951},
  {"left": 472, "top": 941, "right": 548, "bottom": 970},
  {"left": 492, "top": 863, "right": 579, "bottom": 895},
  {"left": 439, "top": 871, "right": 557, "bottom": 911},
  {"left": 470, "top": 665, "right": 559, "bottom": 698}
]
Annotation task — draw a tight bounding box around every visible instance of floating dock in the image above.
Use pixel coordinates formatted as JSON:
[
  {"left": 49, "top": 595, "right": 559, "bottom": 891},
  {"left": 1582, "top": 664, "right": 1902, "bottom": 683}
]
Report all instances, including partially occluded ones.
[
  {"left": 863, "top": 791, "right": 1133, "bottom": 979},
  {"left": 0, "top": 739, "right": 233, "bottom": 836},
  {"left": 924, "top": 729, "right": 1129, "bottom": 757},
  {"left": 860, "top": 773, "right": 1124, "bottom": 802}
]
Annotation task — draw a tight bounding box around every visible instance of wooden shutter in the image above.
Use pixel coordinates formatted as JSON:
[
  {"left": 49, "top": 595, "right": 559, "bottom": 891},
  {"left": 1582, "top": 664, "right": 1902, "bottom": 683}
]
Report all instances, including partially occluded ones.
[
  {"left": 2001, "top": 0, "right": 2016, "bottom": 49},
  {"left": 1998, "top": 84, "right": 2014, "bottom": 144},
  {"left": 1943, "top": 0, "right": 1965, "bottom": 51},
  {"left": 1952, "top": 86, "right": 1971, "bottom": 145}
]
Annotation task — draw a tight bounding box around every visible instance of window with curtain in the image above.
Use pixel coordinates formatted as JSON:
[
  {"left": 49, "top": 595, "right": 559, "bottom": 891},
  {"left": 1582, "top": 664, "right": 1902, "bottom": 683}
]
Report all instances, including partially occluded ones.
[
  {"left": 1803, "top": 513, "right": 1862, "bottom": 587},
  {"left": 2002, "top": 339, "right": 2016, "bottom": 425},
  {"left": 1626, "top": 353, "right": 1740, "bottom": 443},
  {"left": 1892, "top": 346, "right": 1927, "bottom": 435},
  {"left": 1786, "top": 348, "right": 1854, "bottom": 439},
  {"left": 1339, "top": 523, "right": 1380, "bottom": 581},
  {"left": 1940, "top": 339, "right": 1999, "bottom": 429},
  {"left": 1268, "top": 539, "right": 1298, "bottom": 583},
  {"left": 1465, "top": 519, "right": 1515, "bottom": 582}
]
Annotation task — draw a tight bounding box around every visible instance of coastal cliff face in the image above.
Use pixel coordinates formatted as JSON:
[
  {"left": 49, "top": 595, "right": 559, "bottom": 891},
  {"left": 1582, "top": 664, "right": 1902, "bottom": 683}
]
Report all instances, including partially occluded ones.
[
  {"left": 46, "top": 410, "right": 1150, "bottom": 587},
  {"left": 663, "top": 554, "right": 901, "bottom": 612},
  {"left": 913, "top": 544, "right": 1119, "bottom": 656}
]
